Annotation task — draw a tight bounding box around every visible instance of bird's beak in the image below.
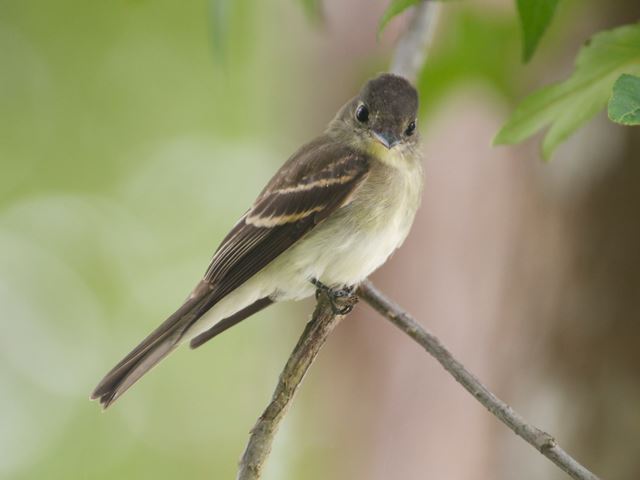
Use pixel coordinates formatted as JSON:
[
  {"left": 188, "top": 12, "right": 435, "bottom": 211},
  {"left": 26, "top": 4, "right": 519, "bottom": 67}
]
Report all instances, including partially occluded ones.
[{"left": 372, "top": 131, "right": 399, "bottom": 150}]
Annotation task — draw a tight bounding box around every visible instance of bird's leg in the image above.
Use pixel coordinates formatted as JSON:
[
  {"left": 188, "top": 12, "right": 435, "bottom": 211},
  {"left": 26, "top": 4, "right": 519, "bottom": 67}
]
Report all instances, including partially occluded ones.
[{"left": 310, "top": 278, "right": 358, "bottom": 315}]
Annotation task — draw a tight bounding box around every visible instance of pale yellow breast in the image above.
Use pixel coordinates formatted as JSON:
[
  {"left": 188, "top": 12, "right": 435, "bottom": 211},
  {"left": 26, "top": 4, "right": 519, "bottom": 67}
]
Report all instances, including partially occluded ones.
[
  {"left": 260, "top": 143, "right": 423, "bottom": 294},
  {"left": 354, "top": 145, "right": 422, "bottom": 229},
  {"left": 300, "top": 147, "right": 423, "bottom": 285}
]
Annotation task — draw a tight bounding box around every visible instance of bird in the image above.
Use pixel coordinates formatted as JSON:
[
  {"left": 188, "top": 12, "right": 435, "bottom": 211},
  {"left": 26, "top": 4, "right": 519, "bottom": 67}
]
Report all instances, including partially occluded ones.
[{"left": 91, "top": 73, "right": 423, "bottom": 408}]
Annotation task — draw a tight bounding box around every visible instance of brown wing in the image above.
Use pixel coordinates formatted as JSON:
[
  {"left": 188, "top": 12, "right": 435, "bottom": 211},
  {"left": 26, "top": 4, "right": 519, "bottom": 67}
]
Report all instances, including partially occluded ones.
[
  {"left": 200, "top": 137, "right": 370, "bottom": 306},
  {"left": 91, "top": 138, "right": 370, "bottom": 408}
]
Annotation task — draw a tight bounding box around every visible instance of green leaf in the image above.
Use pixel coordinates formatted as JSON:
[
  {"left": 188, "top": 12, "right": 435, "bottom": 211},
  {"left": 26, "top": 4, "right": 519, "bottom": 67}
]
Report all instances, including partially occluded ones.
[
  {"left": 378, "top": 0, "right": 421, "bottom": 38},
  {"left": 608, "top": 74, "right": 640, "bottom": 125},
  {"left": 417, "top": 10, "right": 521, "bottom": 113},
  {"left": 494, "top": 23, "right": 640, "bottom": 160},
  {"left": 516, "top": 0, "right": 560, "bottom": 62}
]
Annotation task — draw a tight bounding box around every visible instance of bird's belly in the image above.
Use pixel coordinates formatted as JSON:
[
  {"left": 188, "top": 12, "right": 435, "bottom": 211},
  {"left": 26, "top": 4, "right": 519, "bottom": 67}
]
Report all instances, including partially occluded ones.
[
  {"left": 267, "top": 192, "right": 419, "bottom": 300},
  {"left": 187, "top": 217, "right": 404, "bottom": 339},
  {"left": 256, "top": 155, "right": 423, "bottom": 301},
  {"left": 313, "top": 217, "right": 409, "bottom": 284}
]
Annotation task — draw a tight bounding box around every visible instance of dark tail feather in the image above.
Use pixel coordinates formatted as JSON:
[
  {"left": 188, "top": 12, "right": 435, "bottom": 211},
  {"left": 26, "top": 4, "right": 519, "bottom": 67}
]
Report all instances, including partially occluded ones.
[
  {"left": 189, "top": 296, "right": 273, "bottom": 349},
  {"left": 91, "top": 293, "right": 207, "bottom": 409},
  {"left": 92, "top": 286, "right": 272, "bottom": 408}
]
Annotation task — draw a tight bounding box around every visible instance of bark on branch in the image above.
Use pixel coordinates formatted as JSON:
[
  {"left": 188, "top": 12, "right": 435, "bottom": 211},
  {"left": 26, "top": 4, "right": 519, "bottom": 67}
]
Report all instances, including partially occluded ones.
[
  {"left": 358, "top": 281, "right": 601, "bottom": 480},
  {"left": 237, "top": 281, "right": 600, "bottom": 480},
  {"left": 236, "top": 292, "right": 354, "bottom": 480}
]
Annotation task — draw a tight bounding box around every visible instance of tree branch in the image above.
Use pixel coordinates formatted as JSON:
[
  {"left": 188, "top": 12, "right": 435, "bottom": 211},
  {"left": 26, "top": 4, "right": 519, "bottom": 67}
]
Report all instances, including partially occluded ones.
[
  {"left": 358, "top": 280, "right": 600, "bottom": 480},
  {"left": 237, "top": 2, "right": 600, "bottom": 480},
  {"left": 236, "top": 292, "right": 355, "bottom": 480},
  {"left": 390, "top": 0, "right": 441, "bottom": 82}
]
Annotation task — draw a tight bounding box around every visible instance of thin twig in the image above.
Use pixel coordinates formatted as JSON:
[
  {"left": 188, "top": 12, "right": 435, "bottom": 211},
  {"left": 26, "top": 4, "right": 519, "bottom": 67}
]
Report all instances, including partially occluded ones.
[
  {"left": 236, "top": 293, "right": 355, "bottom": 480},
  {"left": 358, "top": 280, "right": 601, "bottom": 480},
  {"left": 390, "top": 0, "right": 441, "bottom": 82}
]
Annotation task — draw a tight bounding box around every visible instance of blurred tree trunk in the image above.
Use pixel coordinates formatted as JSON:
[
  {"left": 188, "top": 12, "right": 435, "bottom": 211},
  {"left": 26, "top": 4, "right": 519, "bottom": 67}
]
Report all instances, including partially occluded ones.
[{"left": 526, "top": 123, "right": 640, "bottom": 479}]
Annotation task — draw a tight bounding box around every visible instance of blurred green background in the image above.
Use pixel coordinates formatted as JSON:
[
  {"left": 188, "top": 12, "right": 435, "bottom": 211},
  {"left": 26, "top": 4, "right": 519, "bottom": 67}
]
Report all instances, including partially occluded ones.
[{"left": 1, "top": 0, "right": 639, "bottom": 479}]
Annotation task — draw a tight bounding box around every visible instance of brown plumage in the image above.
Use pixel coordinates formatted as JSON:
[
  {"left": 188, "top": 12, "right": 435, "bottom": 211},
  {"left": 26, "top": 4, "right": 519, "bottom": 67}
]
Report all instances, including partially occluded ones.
[
  {"left": 91, "top": 73, "right": 420, "bottom": 409},
  {"left": 91, "top": 142, "right": 371, "bottom": 408}
]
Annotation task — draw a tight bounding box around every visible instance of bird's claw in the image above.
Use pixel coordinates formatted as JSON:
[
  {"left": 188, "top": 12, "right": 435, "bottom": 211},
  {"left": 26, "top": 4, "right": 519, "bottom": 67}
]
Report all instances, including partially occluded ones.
[{"left": 310, "top": 279, "right": 358, "bottom": 315}]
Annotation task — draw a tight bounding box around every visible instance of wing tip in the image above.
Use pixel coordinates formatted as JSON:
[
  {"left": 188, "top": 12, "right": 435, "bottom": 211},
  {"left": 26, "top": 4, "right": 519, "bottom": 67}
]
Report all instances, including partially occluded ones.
[{"left": 90, "top": 380, "right": 121, "bottom": 410}]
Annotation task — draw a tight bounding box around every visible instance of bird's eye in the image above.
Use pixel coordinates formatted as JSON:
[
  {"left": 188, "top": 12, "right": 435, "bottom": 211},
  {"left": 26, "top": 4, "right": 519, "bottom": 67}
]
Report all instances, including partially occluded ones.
[
  {"left": 355, "top": 104, "right": 369, "bottom": 123},
  {"left": 405, "top": 120, "right": 416, "bottom": 136}
]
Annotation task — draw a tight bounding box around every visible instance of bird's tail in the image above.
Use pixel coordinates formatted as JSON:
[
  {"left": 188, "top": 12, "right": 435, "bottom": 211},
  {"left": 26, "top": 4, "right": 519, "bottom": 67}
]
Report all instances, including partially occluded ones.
[
  {"left": 91, "top": 294, "right": 205, "bottom": 409},
  {"left": 91, "top": 282, "right": 274, "bottom": 409}
]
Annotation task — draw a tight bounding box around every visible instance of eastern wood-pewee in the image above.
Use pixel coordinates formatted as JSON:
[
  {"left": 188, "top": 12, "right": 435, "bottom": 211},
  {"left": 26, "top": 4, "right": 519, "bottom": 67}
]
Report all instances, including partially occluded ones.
[{"left": 92, "top": 73, "right": 422, "bottom": 408}]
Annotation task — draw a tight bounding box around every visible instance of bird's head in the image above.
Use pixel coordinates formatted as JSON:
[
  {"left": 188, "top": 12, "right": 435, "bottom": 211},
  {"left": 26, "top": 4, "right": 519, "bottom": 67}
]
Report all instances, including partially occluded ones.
[{"left": 332, "top": 73, "right": 419, "bottom": 154}]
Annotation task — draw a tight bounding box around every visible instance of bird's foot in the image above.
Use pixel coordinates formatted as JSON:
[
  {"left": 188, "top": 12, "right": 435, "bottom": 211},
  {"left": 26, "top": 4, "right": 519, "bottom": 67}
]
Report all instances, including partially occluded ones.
[{"left": 310, "top": 278, "right": 358, "bottom": 315}]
